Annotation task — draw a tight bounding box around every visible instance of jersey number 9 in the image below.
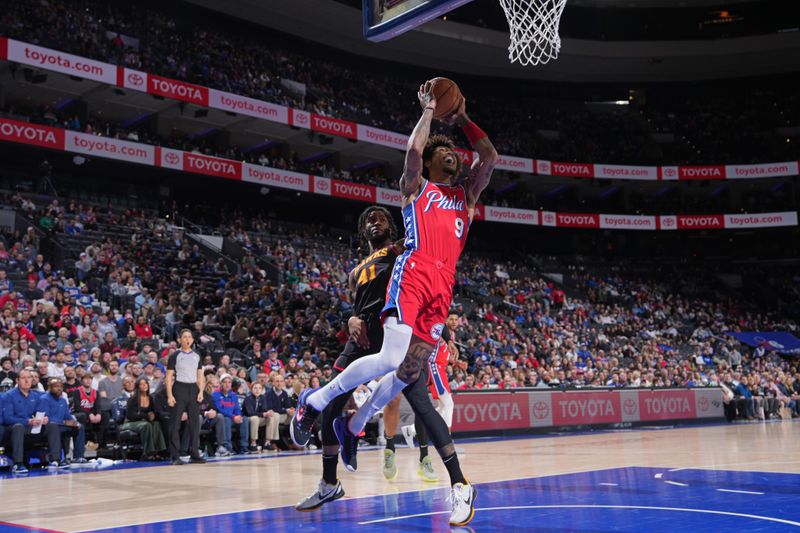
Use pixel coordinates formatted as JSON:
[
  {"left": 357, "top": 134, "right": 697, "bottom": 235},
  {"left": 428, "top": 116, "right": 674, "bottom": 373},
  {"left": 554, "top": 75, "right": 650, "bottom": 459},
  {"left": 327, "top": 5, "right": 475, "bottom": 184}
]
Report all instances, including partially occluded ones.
[{"left": 454, "top": 217, "right": 465, "bottom": 239}]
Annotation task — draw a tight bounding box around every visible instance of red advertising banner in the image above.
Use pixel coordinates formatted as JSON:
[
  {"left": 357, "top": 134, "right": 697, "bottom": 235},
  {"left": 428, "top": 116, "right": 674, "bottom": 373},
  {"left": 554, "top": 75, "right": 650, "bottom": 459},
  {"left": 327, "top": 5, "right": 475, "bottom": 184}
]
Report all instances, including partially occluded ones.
[
  {"left": 638, "top": 389, "right": 696, "bottom": 421},
  {"left": 450, "top": 389, "right": 724, "bottom": 433},
  {"left": 452, "top": 393, "right": 530, "bottom": 432},
  {"left": 549, "top": 161, "right": 594, "bottom": 179},
  {"left": 551, "top": 391, "right": 621, "bottom": 425},
  {"left": 454, "top": 147, "right": 475, "bottom": 167},
  {"left": 331, "top": 179, "right": 376, "bottom": 202},
  {"left": 557, "top": 212, "right": 600, "bottom": 228},
  {"left": 183, "top": 152, "right": 241, "bottom": 180},
  {"left": 678, "top": 165, "right": 726, "bottom": 180},
  {"left": 149, "top": 75, "right": 209, "bottom": 106},
  {"left": 0, "top": 37, "right": 8, "bottom": 61},
  {"left": 676, "top": 214, "right": 725, "bottom": 230},
  {"left": 0, "top": 118, "right": 65, "bottom": 150},
  {"left": 310, "top": 114, "right": 357, "bottom": 140}
]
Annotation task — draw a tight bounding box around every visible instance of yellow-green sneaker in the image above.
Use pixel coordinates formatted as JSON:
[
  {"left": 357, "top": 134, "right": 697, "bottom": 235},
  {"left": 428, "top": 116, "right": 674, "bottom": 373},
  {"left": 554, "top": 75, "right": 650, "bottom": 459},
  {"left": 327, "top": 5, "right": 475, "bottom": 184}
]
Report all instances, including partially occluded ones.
[
  {"left": 418, "top": 456, "right": 438, "bottom": 482},
  {"left": 383, "top": 449, "right": 398, "bottom": 480}
]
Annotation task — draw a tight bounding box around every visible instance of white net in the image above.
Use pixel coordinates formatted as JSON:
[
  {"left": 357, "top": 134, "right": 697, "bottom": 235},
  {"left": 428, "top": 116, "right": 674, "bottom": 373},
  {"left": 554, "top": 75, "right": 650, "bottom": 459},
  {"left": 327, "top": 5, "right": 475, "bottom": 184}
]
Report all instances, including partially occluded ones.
[{"left": 499, "top": 0, "right": 567, "bottom": 66}]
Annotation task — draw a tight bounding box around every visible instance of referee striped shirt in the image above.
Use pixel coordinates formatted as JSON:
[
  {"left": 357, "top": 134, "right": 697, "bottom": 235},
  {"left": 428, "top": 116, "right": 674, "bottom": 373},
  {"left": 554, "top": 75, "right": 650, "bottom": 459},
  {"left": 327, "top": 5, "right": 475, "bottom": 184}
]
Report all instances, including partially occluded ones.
[{"left": 167, "top": 349, "right": 202, "bottom": 384}]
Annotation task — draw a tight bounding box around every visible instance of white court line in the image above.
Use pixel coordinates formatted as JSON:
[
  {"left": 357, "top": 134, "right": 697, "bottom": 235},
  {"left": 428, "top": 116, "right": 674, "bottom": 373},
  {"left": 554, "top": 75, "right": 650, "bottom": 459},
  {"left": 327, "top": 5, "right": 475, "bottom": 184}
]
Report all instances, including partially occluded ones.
[
  {"left": 665, "top": 481, "right": 689, "bottom": 487},
  {"left": 654, "top": 473, "right": 664, "bottom": 479},
  {"left": 599, "top": 483, "right": 618, "bottom": 486},
  {"left": 357, "top": 505, "right": 800, "bottom": 527},
  {"left": 659, "top": 458, "right": 800, "bottom": 474},
  {"left": 717, "top": 489, "right": 765, "bottom": 495}
]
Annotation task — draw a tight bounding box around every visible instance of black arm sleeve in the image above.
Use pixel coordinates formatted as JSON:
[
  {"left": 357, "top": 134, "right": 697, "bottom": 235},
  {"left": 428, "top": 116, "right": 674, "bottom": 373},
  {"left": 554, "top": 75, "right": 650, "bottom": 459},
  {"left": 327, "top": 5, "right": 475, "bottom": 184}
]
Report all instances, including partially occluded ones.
[{"left": 440, "top": 327, "right": 451, "bottom": 343}]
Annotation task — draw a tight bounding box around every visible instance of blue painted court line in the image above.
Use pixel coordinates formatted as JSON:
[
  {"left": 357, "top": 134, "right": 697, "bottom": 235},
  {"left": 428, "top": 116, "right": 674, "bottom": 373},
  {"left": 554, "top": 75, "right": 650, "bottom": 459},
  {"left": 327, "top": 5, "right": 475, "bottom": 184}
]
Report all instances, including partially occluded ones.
[{"left": 40, "top": 467, "right": 796, "bottom": 533}]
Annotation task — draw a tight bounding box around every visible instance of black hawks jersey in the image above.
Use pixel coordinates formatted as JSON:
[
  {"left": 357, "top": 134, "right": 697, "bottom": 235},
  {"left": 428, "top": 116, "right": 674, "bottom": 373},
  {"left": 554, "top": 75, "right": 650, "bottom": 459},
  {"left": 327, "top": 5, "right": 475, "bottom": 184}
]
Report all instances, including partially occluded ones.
[{"left": 352, "top": 241, "right": 403, "bottom": 326}]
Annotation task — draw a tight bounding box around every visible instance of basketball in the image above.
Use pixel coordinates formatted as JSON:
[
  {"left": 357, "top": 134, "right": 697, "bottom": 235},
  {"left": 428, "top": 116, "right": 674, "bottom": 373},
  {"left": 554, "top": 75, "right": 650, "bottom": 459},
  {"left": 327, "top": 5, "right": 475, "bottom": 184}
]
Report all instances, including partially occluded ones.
[{"left": 430, "top": 77, "right": 463, "bottom": 120}]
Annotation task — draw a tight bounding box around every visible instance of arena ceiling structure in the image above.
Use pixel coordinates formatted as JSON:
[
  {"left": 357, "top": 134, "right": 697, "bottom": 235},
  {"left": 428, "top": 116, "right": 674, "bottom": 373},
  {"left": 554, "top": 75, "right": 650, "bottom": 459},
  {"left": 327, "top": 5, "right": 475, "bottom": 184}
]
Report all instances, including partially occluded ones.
[{"left": 185, "top": 0, "right": 800, "bottom": 82}]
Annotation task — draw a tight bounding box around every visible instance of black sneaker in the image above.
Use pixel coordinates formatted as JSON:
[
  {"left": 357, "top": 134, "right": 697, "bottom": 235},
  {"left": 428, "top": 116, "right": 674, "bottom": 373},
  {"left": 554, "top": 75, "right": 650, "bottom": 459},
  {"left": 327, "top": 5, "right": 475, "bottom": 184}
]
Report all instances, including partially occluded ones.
[
  {"left": 189, "top": 456, "right": 207, "bottom": 464},
  {"left": 248, "top": 445, "right": 259, "bottom": 454},
  {"left": 290, "top": 387, "right": 321, "bottom": 447},
  {"left": 12, "top": 463, "right": 29, "bottom": 474},
  {"left": 295, "top": 479, "right": 345, "bottom": 512},
  {"left": 333, "top": 415, "right": 359, "bottom": 472}
]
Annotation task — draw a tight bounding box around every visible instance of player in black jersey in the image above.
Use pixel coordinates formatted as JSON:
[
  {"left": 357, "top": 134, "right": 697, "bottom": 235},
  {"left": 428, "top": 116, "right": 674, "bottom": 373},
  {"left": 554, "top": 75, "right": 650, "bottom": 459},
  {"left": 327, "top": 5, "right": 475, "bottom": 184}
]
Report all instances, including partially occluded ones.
[{"left": 295, "top": 206, "right": 467, "bottom": 514}]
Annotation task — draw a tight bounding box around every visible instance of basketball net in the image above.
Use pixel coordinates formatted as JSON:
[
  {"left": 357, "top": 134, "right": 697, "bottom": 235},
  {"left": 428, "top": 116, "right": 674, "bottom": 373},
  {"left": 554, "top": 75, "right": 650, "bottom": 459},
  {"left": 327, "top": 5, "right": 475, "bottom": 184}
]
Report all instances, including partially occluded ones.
[{"left": 499, "top": 0, "right": 567, "bottom": 66}]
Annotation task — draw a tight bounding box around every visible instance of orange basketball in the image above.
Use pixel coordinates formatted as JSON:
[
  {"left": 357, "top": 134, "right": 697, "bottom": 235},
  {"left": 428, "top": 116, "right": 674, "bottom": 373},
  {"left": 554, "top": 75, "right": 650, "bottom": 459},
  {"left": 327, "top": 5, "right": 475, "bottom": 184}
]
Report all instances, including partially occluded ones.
[{"left": 430, "top": 77, "right": 463, "bottom": 120}]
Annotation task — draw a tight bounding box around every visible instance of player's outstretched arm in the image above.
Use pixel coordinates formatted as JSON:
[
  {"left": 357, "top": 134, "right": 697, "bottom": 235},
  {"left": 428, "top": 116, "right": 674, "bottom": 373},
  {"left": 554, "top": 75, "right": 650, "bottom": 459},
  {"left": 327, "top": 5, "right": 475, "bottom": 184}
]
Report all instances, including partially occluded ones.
[
  {"left": 453, "top": 101, "right": 498, "bottom": 213},
  {"left": 400, "top": 81, "right": 437, "bottom": 199}
]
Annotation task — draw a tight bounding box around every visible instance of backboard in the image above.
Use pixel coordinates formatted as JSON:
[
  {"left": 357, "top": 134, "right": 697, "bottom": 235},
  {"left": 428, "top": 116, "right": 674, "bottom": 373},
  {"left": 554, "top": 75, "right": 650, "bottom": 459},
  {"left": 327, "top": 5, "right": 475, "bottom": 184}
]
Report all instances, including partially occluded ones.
[{"left": 363, "top": 0, "right": 476, "bottom": 41}]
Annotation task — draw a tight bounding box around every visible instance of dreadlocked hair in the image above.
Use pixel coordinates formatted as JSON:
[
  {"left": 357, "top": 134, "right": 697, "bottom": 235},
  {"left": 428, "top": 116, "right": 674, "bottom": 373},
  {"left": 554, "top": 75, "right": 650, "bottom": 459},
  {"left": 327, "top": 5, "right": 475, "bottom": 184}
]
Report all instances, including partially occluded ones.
[
  {"left": 422, "top": 134, "right": 462, "bottom": 179},
  {"left": 357, "top": 206, "right": 398, "bottom": 252}
]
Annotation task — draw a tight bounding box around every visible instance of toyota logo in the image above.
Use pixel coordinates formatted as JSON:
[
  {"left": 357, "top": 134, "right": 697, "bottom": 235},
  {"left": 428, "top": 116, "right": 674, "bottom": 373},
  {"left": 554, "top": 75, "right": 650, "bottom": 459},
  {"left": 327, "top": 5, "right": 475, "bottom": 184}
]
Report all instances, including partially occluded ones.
[
  {"left": 532, "top": 401, "right": 549, "bottom": 420},
  {"left": 698, "top": 397, "right": 709, "bottom": 412},
  {"left": 316, "top": 179, "right": 329, "bottom": 191},
  {"left": 165, "top": 152, "right": 180, "bottom": 165},
  {"left": 664, "top": 168, "right": 677, "bottom": 177},
  {"left": 662, "top": 217, "right": 675, "bottom": 227},
  {"left": 544, "top": 214, "right": 555, "bottom": 223},
  {"left": 295, "top": 112, "right": 308, "bottom": 125},
  {"left": 539, "top": 162, "right": 551, "bottom": 173},
  {"left": 623, "top": 398, "right": 637, "bottom": 415},
  {"left": 127, "top": 72, "right": 144, "bottom": 87}
]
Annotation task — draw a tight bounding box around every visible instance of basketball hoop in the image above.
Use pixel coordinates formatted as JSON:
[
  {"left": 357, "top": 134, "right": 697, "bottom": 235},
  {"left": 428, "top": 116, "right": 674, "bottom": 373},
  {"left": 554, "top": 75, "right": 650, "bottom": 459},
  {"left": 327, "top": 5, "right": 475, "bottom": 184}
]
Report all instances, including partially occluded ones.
[{"left": 499, "top": 0, "right": 567, "bottom": 66}]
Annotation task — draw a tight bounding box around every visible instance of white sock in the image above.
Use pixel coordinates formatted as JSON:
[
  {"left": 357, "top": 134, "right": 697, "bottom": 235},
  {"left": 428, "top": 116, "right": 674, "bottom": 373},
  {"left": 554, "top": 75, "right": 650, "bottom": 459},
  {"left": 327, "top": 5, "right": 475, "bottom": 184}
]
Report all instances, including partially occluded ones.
[
  {"left": 307, "top": 317, "right": 411, "bottom": 411},
  {"left": 349, "top": 372, "right": 407, "bottom": 435}
]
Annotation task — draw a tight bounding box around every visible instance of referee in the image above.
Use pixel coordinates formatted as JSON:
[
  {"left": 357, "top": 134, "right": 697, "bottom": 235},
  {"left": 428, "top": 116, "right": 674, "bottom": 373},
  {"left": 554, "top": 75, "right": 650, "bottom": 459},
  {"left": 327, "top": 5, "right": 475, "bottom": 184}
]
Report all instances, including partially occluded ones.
[{"left": 165, "top": 329, "right": 206, "bottom": 464}]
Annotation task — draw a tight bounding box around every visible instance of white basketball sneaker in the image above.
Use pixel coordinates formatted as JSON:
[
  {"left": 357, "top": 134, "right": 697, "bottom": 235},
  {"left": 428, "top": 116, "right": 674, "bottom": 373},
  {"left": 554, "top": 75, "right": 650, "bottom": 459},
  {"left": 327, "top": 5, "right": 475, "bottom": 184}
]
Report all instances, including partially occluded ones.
[{"left": 449, "top": 482, "right": 477, "bottom": 526}]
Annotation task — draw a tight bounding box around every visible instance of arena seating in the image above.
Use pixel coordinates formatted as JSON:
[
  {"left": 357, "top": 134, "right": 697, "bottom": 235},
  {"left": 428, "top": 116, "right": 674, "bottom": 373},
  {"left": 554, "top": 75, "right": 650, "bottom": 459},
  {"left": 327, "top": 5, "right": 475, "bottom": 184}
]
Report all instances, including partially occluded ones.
[
  {"left": 0, "top": 187, "right": 797, "bottom": 465},
  {"left": 1, "top": 0, "right": 798, "bottom": 165}
]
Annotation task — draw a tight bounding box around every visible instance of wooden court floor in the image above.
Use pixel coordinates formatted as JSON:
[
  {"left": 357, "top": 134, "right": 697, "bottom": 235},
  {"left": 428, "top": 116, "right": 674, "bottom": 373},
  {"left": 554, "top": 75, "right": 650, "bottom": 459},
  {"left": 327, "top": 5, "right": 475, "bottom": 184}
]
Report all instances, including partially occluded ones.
[{"left": 1, "top": 421, "right": 798, "bottom": 532}]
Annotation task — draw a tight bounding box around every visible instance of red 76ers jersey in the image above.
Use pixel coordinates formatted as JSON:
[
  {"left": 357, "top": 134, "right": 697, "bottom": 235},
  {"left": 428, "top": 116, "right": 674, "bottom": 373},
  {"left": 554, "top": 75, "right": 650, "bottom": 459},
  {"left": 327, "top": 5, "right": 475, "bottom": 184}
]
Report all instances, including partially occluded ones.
[{"left": 402, "top": 179, "right": 470, "bottom": 268}]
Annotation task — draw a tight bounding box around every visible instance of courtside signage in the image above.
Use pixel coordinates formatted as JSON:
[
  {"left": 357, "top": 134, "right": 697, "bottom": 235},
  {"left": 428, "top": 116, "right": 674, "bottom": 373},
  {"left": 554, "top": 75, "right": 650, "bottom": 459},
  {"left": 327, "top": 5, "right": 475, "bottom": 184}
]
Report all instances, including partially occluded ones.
[{"left": 451, "top": 389, "right": 724, "bottom": 432}]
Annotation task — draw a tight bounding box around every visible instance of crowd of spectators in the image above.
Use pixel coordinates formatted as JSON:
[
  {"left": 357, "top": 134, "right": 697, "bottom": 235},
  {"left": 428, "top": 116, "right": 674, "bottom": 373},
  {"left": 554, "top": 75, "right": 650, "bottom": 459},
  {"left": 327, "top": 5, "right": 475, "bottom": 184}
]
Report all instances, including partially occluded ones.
[
  {"left": 0, "top": 185, "right": 798, "bottom": 470},
  {"left": 1, "top": 0, "right": 799, "bottom": 166}
]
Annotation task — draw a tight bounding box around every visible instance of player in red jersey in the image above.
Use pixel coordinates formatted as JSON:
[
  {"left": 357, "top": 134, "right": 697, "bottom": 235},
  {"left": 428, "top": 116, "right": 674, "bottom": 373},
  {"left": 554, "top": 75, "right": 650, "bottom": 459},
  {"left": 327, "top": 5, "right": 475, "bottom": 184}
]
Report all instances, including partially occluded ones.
[
  {"left": 428, "top": 312, "right": 460, "bottom": 430},
  {"left": 291, "top": 80, "right": 497, "bottom": 526}
]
